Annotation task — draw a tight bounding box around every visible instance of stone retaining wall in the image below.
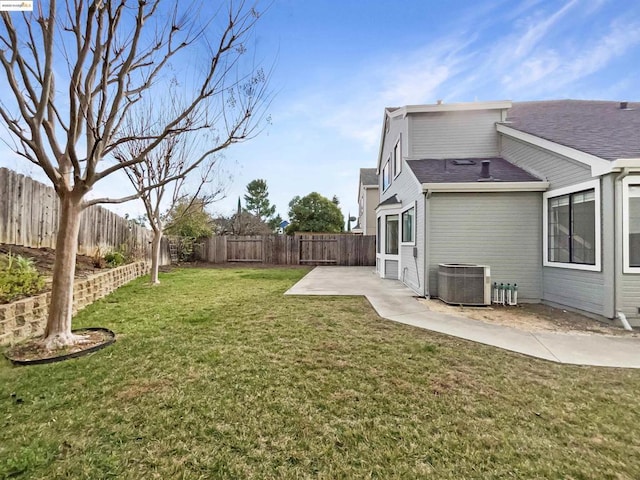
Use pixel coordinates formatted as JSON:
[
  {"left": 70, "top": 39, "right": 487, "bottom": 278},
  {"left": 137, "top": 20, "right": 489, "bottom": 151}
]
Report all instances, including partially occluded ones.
[{"left": 0, "top": 262, "right": 149, "bottom": 345}]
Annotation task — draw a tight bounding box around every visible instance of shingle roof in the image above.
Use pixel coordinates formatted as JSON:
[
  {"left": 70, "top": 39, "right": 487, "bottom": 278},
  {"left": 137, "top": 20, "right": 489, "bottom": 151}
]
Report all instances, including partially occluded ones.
[
  {"left": 376, "top": 194, "right": 401, "bottom": 207},
  {"left": 360, "top": 168, "right": 378, "bottom": 186},
  {"left": 506, "top": 100, "right": 640, "bottom": 161},
  {"left": 407, "top": 158, "right": 543, "bottom": 183}
]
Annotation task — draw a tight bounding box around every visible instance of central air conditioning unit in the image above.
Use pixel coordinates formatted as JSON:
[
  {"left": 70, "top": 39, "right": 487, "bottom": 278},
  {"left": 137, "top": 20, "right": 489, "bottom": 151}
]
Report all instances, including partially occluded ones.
[{"left": 438, "top": 264, "right": 491, "bottom": 306}]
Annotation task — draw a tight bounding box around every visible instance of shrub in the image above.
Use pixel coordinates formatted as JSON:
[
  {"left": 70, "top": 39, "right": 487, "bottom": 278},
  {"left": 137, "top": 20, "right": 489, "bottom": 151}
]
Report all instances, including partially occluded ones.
[
  {"left": 0, "top": 253, "right": 46, "bottom": 304},
  {"left": 104, "top": 251, "right": 125, "bottom": 268}
]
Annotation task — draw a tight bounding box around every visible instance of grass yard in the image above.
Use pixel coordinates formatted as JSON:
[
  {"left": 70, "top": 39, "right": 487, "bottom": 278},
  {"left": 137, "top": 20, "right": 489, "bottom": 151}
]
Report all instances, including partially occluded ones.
[{"left": 2, "top": 267, "right": 640, "bottom": 479}]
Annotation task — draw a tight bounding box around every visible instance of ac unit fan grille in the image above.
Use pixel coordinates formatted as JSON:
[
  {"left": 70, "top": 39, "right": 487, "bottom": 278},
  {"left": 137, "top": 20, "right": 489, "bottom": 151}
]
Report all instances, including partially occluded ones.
[{"left": 438, "top": 263, "right": 491, "bottom": 306}]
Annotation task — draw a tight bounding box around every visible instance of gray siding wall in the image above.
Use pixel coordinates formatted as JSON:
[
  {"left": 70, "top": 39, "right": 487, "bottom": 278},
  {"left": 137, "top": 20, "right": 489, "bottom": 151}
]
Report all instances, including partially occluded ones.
[
  {"left": 379, "top": 160, "right": 424, "bottom": 294},
  {"left": 615, "top": 173, "right": 640, "bottom": 325},
  {"left": 377, "top": 113, "right": 425, "bottom": 294},
  {"left": 379, "top": 115, "right": 407, "bottom": 202},
  {"left": 618, "top": 275, "right": 640, "bottom": 325},
  {"left": 541, "top": 172, "right": 610, "bottom": 318},
  {"left": 542, "top": 269, "right": 607, "bottom": 316},
  {"left": 385, "top": 259, "right": 399, "bottom": 280},
  {"left": 500, "top": 136, "right": 592, "bottom": 189},
  {"left": 428, "top": 192, "right": 542, "bottom": 301},
  {"left": 409, "top": 110, "right": 502, "bottom": 159},
  {"left": 392, "top": 168, "right": 423, "bottom": 295},
  {"left": 501, "top": 135, "right": 613, "bottom": 317}
]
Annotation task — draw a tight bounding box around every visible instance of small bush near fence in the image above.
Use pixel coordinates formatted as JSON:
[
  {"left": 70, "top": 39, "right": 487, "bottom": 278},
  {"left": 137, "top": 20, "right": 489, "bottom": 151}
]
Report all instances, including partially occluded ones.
[{"left": 0, "top": 254, "right": 45, "bottom": 304}]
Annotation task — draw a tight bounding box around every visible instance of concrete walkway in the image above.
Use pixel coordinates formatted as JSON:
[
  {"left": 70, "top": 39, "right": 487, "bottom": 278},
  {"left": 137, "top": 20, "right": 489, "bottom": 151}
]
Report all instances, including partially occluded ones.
[{"left": 285, "top": 266, "right": 640, "bottom": 369}]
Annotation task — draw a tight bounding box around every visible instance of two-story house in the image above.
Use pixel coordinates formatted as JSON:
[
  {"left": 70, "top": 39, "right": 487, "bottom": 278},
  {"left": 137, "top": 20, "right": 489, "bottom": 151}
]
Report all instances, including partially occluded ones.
[
  {"left": 375, "top": 100, "right": 640, "bottom": 326},
  {"left": 352, "top": 168, "right": 378, "bottom": 236}
]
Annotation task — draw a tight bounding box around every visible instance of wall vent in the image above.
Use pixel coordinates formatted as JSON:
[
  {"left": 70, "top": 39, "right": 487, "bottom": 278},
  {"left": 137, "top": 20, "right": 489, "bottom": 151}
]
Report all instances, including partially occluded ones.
[{"left": 438, "top": 263, "right": 491, "bottom": 306}]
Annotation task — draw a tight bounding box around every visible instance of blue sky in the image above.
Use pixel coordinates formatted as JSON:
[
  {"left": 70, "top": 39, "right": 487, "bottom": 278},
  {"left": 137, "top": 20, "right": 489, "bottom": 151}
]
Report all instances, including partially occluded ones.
[{"left": 2, "top": 0, "right": 640, "bottom": 226}]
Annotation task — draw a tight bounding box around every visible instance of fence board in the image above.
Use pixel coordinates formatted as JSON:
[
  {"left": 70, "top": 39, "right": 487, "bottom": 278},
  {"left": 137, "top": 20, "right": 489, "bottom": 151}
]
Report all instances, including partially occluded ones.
[
  {"left": 195, "top": 234, "right": 375, "bottom": 266},
  {"left": 0, "top": 168, "right": 170, "bottom": 265}
]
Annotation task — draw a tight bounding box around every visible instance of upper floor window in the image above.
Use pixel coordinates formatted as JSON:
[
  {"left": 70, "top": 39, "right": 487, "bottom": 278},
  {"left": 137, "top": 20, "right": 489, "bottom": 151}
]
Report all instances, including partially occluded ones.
[
  {"left": 382, "top": 160, "right": 391, "bottom": 191},
  {"left": 393, "top": 137, "right": 402, "bottom": 177},
  {"left": 543, "top": 180, "right": 600, "bottom": 271}
]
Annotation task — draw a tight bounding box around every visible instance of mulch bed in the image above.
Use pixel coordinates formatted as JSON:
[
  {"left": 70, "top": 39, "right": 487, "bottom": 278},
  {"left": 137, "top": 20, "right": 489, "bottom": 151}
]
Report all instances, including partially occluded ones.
[
  {"left": 0, "top": 243, "right": 100, "bottom": 278},
  {"left": 5, "top": 328, "right": 115, "bottom": 365}
]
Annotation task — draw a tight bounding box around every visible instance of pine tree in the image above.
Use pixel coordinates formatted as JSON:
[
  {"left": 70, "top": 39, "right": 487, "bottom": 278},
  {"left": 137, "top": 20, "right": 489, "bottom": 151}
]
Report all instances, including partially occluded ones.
[{"left": 244, "top": 179, "right": 277, "bottom": 222}]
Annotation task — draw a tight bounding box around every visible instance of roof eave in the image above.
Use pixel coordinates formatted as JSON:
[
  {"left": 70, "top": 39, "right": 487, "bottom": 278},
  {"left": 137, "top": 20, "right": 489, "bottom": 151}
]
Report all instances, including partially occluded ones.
[
  {"left": 421, "top": 181, "right": 549, "bottom": 193},
  {"left": 607, "top": 158, "right": 640, "bottom": 173},
  {"left": 389, "top": 100, "right": 512, "bottom": 119}
]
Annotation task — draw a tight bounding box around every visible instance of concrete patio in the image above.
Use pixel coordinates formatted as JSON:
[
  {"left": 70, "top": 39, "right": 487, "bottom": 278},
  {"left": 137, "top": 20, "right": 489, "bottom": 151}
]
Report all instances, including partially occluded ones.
[{"left": 285, "top": 266, "right": 640, "bottom": 369}]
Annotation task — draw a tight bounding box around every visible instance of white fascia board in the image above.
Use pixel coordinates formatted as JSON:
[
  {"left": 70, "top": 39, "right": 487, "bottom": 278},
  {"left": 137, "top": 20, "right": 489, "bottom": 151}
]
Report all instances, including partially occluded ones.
[
  {"left": 390, "top": 100, "right": 512, "bottom": 118},
  {"left": 609, "top": 159, "right": 640, "bottom": 173},
  {"left": 496, "top": 124, "right": 611, "bottom": 176},
  {"left": 376, "top": 110, "right": 391, "bottom": 173},
  {"left": 362, "top": 184, "right": 378, "bottom": 189},
  {"left": 421, "top": 181, "right": 549, "bottom": 193}
]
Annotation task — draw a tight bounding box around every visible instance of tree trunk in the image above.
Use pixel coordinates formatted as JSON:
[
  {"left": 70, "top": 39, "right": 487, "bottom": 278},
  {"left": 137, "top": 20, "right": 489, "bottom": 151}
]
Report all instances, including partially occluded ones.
[
  {"left": 43, "top": 192, "right": 85, "bottom": 349},
  {"left": 150, "top": 229, "right": 163, "bottom": 284}
]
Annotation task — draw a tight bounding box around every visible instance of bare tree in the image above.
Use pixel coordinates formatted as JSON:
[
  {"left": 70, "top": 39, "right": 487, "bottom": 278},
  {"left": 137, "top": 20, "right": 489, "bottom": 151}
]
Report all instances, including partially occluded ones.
[
  {"left": 0, "top": 1, "right": 269, "bottom": 349},
  {"left": 113, "top": 100, "right": 228, "bottom": 285}
]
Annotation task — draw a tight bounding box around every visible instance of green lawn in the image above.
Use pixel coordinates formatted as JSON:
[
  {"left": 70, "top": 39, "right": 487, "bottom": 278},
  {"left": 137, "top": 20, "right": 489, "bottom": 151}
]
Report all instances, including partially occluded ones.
[{"left": 2, "top": 267, "right": 640, "bottom": 479}]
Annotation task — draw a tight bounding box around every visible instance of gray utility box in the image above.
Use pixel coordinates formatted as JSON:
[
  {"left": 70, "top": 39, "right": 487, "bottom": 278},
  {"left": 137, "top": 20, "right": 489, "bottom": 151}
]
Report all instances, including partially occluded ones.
[{"left": 438, "top": 263, "right": 491, "bottom": 306}]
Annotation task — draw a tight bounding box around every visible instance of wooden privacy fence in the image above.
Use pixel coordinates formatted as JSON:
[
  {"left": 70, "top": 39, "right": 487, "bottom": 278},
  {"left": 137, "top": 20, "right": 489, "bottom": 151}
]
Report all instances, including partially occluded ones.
[
  {"left": 195, "top": 234, "right": 376, "bottom": 266},
  {"left": 0, "top": 167, "right": 170, "bottom": 265}
]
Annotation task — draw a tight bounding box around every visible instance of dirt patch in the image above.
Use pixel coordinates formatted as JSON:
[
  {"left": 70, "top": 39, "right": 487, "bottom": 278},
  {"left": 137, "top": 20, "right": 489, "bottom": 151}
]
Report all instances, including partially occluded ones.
[
  {"left": 116, "top": 379, "right": 172, "bottom": 401},
  {"left": 419, "top": 298, "right": 639, "bottom": 337},
  {"left": 0, "top": 243, "right": 101, "bottom": 279}
]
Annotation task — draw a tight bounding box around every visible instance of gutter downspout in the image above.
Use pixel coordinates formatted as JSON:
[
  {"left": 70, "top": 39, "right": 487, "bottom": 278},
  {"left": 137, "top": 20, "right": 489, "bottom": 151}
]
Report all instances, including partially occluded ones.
[
  {"left": 423, "top": 190, "right": 430, "bottom": 298},
  {"left": 614, "top": 168, "right": 633, "bottom": 331}
]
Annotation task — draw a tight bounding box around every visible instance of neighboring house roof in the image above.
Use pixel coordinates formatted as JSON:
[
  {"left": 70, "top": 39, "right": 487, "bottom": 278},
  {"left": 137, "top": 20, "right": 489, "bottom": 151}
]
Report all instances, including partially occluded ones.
[
  {"left": 360, "top": 168, "right": 378, "bottom": 187},
  {"left": 407, "top": 158, "right": 543, "bottom": 183},
  {"left": 506, "top": 100, "right": 640, "bottom": 161}
]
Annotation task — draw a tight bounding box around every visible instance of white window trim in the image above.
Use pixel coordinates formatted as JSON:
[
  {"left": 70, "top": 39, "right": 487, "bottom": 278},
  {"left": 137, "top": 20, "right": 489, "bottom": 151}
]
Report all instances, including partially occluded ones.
[
  {"left": 622, "top": 176, "right": 640, "bottom": 274},
  {"left": 542, "top": 179, "right": 601, "bottom": 272},
  {"left": 382, "top": 157, "right": 391, "bottom": 192},
  {"left": 384, "top": 213, "right": 400, "bottom": 255},
  {"left": 393, "top": 134, "right": 402, "bottom": 179},
  {"left": 376, "top": 208, "right": 401, "bottom": 279},
  {"left": 400, "top": 202, "right": 416, "bottom": 246}
]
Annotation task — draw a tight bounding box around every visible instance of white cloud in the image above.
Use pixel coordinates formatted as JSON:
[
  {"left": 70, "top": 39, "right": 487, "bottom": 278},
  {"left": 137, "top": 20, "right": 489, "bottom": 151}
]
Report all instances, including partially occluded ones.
[
  {"left": 509, "top": 0, "right": 578, "bottom": 60},
  {"left": 501, "top": 18, "right": 640, "bottom": 96},
  {"left": 565, "top": 20, "right": 640, "bottom": 79}
]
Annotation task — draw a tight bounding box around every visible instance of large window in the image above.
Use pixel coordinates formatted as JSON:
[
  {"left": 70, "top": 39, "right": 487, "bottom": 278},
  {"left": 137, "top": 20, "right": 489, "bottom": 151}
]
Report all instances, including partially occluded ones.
[
  {"left": 385, "top": 214, "right": 399, "bottom": 254},
  {"left": 623, "top": 177, "right": 640, "bottom": 272},
  {"left": 628, "top": 186, "right": 640, "bottom": 267},
  {"left": 382, "top": 160, "right": 390, "bottom": 191},
  {"left": 547, "top": 189, "right": 596, "bottom": 265},
  {"left": 393, "top": 137, "right": 402, "bottom": 177},
  {"left": 401, "top": 206, "right": 414, "bottom": 243}
]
